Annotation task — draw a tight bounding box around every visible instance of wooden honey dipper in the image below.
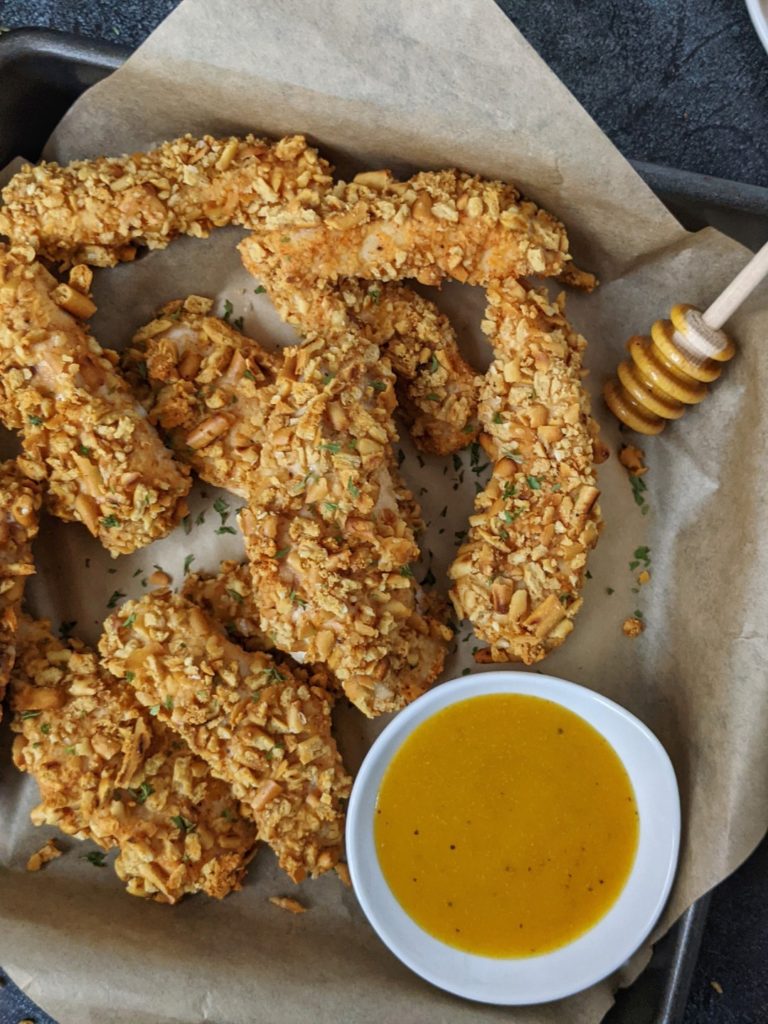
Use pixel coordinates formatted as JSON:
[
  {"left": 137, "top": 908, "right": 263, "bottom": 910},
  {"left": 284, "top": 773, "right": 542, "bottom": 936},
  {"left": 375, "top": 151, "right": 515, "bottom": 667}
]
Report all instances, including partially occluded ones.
[{"left": 604, "top": 238, "right": 768, "bottom": 434}]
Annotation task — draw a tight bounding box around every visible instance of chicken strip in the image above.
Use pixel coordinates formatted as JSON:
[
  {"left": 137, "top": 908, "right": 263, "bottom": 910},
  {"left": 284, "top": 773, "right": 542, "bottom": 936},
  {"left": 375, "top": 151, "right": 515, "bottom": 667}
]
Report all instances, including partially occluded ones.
[
  {"left": 123, "top": 297, "right": 422, "bottom": 530},
  {"left": 100, "top": 591, "right": 351, "bottom": 882},
  {"left": 10, "top": 618, "right": 257, "bottom": 903},
  {"left": 123, "top": 295, "right": 280, "bottom": 497},
  {"left": 448, "top": 282, "right": 604, "bottom": 663},
  {"left": 0, "top": 460, "right": 41, "bottom": 717},
  {"left": 0, "top": 134, "right": 332, "bottom": 268},
  {"left": 0, "top": 246, "right": 190, "bottom": 554},
  {"left": 235, "top": 290, "right": 451, "bottom": 716},
  {"left": 245, "top": 168, "right": 571, "bottom": 289},
  {"left": 242, "top": 238, "right": 479, "bottom": 453}
]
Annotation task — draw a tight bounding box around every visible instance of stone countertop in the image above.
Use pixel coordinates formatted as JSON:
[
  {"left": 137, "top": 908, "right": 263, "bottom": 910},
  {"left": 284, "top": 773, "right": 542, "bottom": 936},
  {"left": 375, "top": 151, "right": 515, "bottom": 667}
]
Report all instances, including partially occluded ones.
[{"left": 0, "top": 2, "right": 766, "bottom": 1023}]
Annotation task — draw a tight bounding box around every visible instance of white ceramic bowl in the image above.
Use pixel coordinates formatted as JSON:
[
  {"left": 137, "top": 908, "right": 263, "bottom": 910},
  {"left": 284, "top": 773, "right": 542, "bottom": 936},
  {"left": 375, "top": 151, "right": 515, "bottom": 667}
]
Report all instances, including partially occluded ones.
[{"left": 346, "top": 671, "right": 680, "bottom": 1005}]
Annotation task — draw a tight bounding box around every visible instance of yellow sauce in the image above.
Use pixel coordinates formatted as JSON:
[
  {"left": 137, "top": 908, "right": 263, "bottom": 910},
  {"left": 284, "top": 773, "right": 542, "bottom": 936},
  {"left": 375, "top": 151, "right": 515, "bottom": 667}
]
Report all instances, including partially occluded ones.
[{"left": 374, "top": 694, "right": 639, "bottom": 958}]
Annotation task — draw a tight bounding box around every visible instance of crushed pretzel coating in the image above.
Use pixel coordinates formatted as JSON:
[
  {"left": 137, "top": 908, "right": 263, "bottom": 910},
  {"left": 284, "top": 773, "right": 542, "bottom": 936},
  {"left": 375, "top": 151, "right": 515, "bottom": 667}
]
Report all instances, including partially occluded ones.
[
  {"left": 622, "top": 616, "right": 645, "bottom": 638},
  {"left": 0, "top": 460, "right": 41, "bottom": 718},
  {"left": 248, "top": 168, "right": 571, "bottom": 288},
  {"left": 269, "top": 895, "right": 307, "bottom": 914},
  {"left": 448, "top": 281, "right": 604, "bottom": 664},
  {"left": 123, "top": 296, "right": 280, "bottom": 497},
  {"left": 0, "top": 247, "right": 190, "bottom": 554},
  {"left": 618, "top": 443, "right": 647, "bottom": 476},
  {"left": 232, "top": 269, "right": 451, "bottom": 716},
  {"left": 26, "top": 837, "right": 62, "bottom": 872},
  {"left": 11, "top": 618, "right": 257, "bottom": 903},
  {"left": 0, "top": 134, "right": 333, "bottom": 268},
  {"left": 99, "top": 591, "right": 351, "bottom": 882},
  {"left": 240, "top": 238, "right": 480, "bottom": 454}
]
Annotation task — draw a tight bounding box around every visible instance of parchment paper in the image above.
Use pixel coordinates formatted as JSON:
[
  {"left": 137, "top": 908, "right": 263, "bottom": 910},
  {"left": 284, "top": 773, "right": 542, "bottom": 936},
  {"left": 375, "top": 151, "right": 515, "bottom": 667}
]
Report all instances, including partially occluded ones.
[{"left": 1, "top": 1, "right": 767, "bottom": 1022}]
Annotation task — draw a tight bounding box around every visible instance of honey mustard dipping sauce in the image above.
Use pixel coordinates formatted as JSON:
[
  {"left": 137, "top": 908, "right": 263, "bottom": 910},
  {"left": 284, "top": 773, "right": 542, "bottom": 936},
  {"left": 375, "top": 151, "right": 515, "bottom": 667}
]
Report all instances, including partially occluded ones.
[{"left": 374, "top": 694, "right": 639, "bottom": 958}]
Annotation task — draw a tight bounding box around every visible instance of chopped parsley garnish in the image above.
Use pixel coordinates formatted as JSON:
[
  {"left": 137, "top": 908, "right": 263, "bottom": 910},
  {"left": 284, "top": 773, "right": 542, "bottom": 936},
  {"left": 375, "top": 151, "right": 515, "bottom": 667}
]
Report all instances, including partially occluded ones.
[
  {"left": 216, "top": 525, "right": 237, "bottom": 535},
  {"left": 128, "top": 782, "right": 154, "bottom": 804},
  {"left": 232, "top": 316, "right": 244, "bottom": 332},
  {"left": 368, "top": 287, "right": 381, "bottom": 304},
  {"left": 370, "top": 380, "right": 387, "bottom": 393},
  {"left": 526, "top": 475, "right": 542, "bottom": 490},
  {"left": 492, "top": 412, "right": 503, "bottom": 424},
  {"left": 107, "top": 590, "right": 125, "bottom": 609},
  {"left": 226, "top": 588, "right": 244, "bottom": 604},
  {"left": 499, "top": 510, "right": 515, "bottom": 524},
  {"left": 183, "top": 554, "right": 195, "bottom": 575},
  {"left": 77, "top": 444, "right": 92, "bottom": 456},
  {"left": 399, "top": 564, "right": 414, "bottom": 578},
  {"left": 452, "top": 453, "right": 462, "bottom": 473},
  {"left": 243, "top": 369, "right": 257, "bottom": 382},
  {"left": 320, "top": 442, "right": 341, "bottom": 454},
  {"left": 20, "top": 710, "right": 41, "bottom": 720},
  {"left": 275, "top": 546, "right": 291, "bottom": 559},
  {"left": 254, "top": 285, "right": 267, "bottom": 294},
  {"left": 58, "top": 620, "right": 77, "bottom": 640},
  {"left": 429, "top": 354, "right": 441, "bottom": 374},
  {"left": 149, "top": 705, "right": 160, "bottom": 717},
  {"left": 40, "top": 723, "right": 51, "bottom": 735},
  {"left": 290, "top": 590, "right": 307, "bottom": 608},
  {"left": 630, "top": 474, "right": 649, "bottom": 513},
  {"left": 502, "top": 482, "right": 516, "bottom": 500},
  {"left": 323, "top": 501, "right": 339, "bottom": 513},
  {"left": 222, "top": 299, "right": 234, "bottom": 322},
  {"left": 462, "top": 422, "right": 475, "bottom": 434},
  {"left": 503, "top": 448, "right": 524, "bottom": 464},
  {"left": 606, "top": 587, "right": 615, "bottom": 595},
  {"left": 64, "top": 745, "right": 77, "bottom": 755},
  {"left": 170, "top": 814, "right": 196, "bottom": 833},
  {"left": 347, "top": 480, "right": 360, "bottom": 498},
  {"left": 182, "top": 515, "right": 192, "bottom": 535},
  {"left": 263, "top": 667, "right": 286, "bottom": 683},
  {"left": 123, "top": 612, "right": 137, "bottom": 630},
  {"left": 164, "top": 695, "right": 174, "bottom": 710},
  {"left": 634, "top": 609, "right": 644, "bottom": 619},
  {"left": 321, "top": 371, "right": 335, "bottom": 386},
  {"left": 421, "top": 568, "right": 437, "bottom": 587},
  {"left": 425, "top": 392, "right": 440, "bottom": 402},
  {"left": 27, "top": 414, "right": 43, "bottom": 426},
  {"left": 101, "top": 515, "right": 120, "bottom": 529},
  {"left": 125, "top": 671, "right": 135, "bottom": 683},
  {"left": 83, "top": 851, "right": 107, "bottom": 867}
]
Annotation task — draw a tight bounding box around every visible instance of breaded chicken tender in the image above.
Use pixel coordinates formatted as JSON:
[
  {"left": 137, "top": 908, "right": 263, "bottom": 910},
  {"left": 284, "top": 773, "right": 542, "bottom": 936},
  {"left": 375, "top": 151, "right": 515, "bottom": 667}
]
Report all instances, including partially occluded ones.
[
  {"left": 246, "top": 168, "right": 571, "bottom": 289},
  {"left": 10, "top": 618, "right": 257, "bottom": 903},
  {"left": 0, "top": 461, "right": 41, "bottom": 717},
  {"left": 235, "top": 295, "right": 451, "bottom": 716},
  {"left": 0, "top": 134, "right": 332, "bottom": 268},
  {"left": 449, "top": 282, "right": 604, "bottom": 663},
  {"left": 100, "top": 591, "right": 351, "bottom": 882},
  {"left": 124, "top": 295, "right": 280, "bottom": 497},
  {"left": 0, "top": 246, "right": 190, "bottom": 554},
  {"left": 241, "top": 237, "right": 479, "bottom": 453}
]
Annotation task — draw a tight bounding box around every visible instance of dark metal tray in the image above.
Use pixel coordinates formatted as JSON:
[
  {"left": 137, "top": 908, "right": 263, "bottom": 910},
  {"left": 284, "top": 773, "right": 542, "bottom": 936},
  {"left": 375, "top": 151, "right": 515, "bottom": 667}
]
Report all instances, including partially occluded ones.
[{"left": 0, "top": 26, "right": 764, "bottom": 1024}]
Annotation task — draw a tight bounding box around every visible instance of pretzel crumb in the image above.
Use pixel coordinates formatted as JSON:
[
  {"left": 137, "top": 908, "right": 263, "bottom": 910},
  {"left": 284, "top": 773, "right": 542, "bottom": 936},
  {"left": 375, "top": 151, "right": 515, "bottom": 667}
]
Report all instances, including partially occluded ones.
[
  {"left": 622, "top": 616, "right": 645, "bottom": 638},
  {"left": 26, "top": 837, "right": 62, "bottom": 871},
  {"left": 269, "top": 896, "right": 307, "bottom": 914}
]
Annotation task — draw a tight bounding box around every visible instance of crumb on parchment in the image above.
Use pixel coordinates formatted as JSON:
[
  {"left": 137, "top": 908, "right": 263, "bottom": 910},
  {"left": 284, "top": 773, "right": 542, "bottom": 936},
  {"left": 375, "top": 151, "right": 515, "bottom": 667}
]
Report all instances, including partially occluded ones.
[
  {"left": 619, "top": 444, "right": 647, "bottom": 476},
  {"left": 26, "top": 837, "right": 62, "bottom": 871},
  {"left": 622, "top": 616, "right": 645, "bottom": 638},
  {"left": 710, "top": 980, "right": 723, "bottom": 995},
  {"left": 269, "top": 896, "right": 307, "bottom": 914}
]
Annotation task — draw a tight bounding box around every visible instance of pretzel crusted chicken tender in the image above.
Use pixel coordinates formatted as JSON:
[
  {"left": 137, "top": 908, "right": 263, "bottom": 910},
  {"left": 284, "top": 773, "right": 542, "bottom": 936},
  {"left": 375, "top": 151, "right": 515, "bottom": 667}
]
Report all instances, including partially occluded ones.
[
  {"left": 10, "top": 619, "right": 256, "bottom": 903},
  {"left": 0, "top": 247, "right": 190, "bottom": 554},
  {"left": 123, "top": 295, "right": 280, "bottom": 497},
  {"left": 241, "top": 236, "right": 479, "bottom": 453},
  {"left": 0, "top": 134, "right": 332, "bottom": 268},
  {"left": 0, "top": 461, "right": 41, "bottom": 716},
  {"left": 246, "top": 168, "right": 570, "bottom": 289},
  {"left": 449, "top": 282, "right": 603, "bottom": 664},
  {"left": 100, "top": 591, "right": 351, "bottom": 883}
]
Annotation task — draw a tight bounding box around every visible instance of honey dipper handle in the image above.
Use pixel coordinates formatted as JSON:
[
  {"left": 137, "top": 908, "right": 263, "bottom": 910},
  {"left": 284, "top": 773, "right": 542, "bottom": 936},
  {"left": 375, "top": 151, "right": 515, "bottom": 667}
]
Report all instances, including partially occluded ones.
[{"left": 703, "top": 238, "right": 768, "bottom": 330}]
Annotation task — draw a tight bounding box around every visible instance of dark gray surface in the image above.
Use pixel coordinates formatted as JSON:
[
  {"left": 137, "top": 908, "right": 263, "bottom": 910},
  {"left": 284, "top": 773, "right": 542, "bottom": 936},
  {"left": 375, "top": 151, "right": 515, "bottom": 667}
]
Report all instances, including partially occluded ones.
[{"left": 0, "top": 3, "right": 767, "bottom": 1023}]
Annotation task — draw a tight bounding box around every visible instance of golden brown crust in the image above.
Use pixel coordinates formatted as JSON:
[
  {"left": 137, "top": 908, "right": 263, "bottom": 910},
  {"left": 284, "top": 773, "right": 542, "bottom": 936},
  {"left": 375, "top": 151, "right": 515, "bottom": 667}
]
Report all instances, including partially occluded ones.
[
  {"left": 448, "top": 282, "right": 603, "bottom": 663},
  {"left": 246, "top": 168, "right": 570, "bottom": 289},
  {"left": 0, "top": 134, "right": 333, "bottom": 268},
  {"left": 233, "top": 272, "right": 451, "bottom": 716},
  {"left": 10, "top": 618, "right": 256, "bottom": 903},
  {"left": 0, "top": 460, "right": 41, "bottom": 716},
  {"left": 123, "top": 295, "right": 280, "bottom": 498},
  {"left": 240, "top": 237, "right": 480, "bottom": 454},
  {"left": 0, "top": 246, "right": 191, "bottom": 555},
  {"left": 99, "top": 591, "right": 351, "bottom": 883}
]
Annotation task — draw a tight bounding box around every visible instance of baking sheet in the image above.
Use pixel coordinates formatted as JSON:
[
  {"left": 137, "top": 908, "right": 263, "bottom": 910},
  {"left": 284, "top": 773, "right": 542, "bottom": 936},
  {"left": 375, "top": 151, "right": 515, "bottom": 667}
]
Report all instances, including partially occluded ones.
[{"left": 1, "top": 2, "right": 768, "bottom": 1022}]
